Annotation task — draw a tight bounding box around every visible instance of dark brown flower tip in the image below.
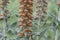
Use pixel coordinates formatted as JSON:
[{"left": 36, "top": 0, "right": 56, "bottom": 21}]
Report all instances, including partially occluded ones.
[
  {"left": 24, "top": 29, "right": 32, "bottom": 32},
  {"left": 44, "top": 0, "right": 48, "bottom": 4}
]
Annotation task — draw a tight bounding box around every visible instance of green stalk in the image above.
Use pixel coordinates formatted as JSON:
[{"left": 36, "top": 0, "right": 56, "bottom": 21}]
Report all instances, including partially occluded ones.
[
  {"left": 2, "top": 0, "right": 9, "bottom": 40},
  {"left": 55, "top": 29, "right": 59, "bottom": 40}
]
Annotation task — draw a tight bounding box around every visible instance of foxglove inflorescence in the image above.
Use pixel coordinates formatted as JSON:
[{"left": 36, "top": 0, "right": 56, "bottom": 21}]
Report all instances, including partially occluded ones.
[
  {"left": 36, "top": 0, "right": 48, "bottom": 21},
  {"left": 18, "top": 0, "right": 33, "bottom": 37},
  {"left": 0, "top": 0, "right": 9, "bottom": 20}
]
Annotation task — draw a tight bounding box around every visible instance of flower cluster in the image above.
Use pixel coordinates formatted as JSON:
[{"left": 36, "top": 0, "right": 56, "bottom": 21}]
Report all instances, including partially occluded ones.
[
  {"left": 0, "top": 0, "right": 9, "bottom": 20},
  {"left": 18, "top": 0, "right": 33, "bottom": 37},
  {"left": 35, "top": 0, "right": 48, "bottom": 21}
]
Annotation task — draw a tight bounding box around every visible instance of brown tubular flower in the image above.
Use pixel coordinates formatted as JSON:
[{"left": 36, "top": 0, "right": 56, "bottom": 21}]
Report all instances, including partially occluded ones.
[
  {"left": 24, "top": 29, "right": 32, "bottom": 33},
  {"left": 18, "top": 32, "right": 24, "bottom": 37},
  {"left": 18, "top": 0, "right": 33, "bottom": 37}
]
